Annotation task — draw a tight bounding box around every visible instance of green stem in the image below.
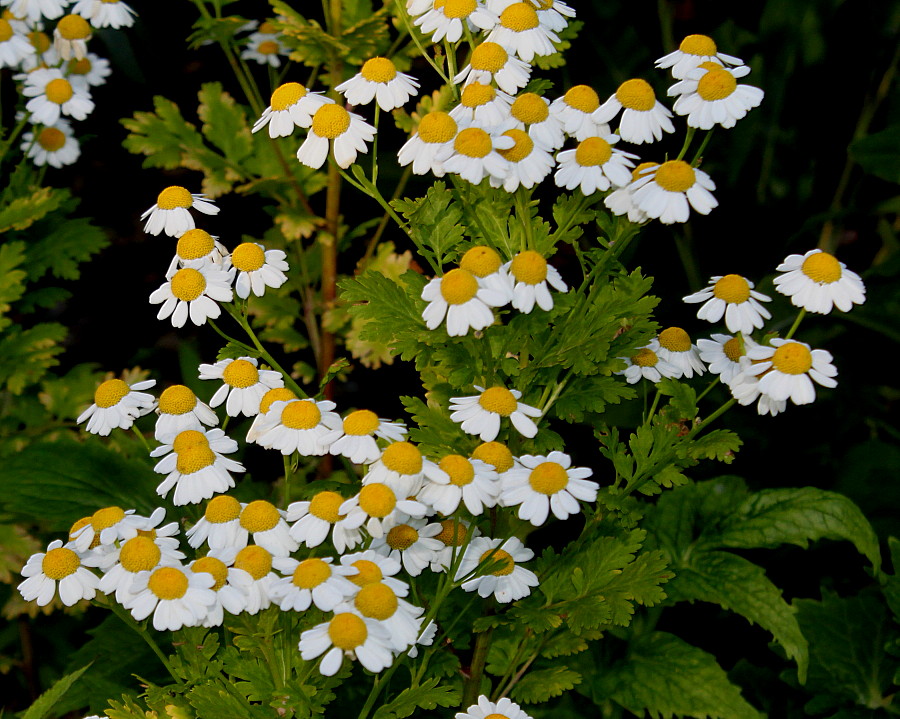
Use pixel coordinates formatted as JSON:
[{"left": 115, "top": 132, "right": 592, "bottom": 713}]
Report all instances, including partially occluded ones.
[
  {"left": 371, "top": 104, "right": 380, "bottom": 184},
  {"left": 393, "top": 0, "right": 454, "bottom": 89},
  {"left": 514, "top": 187, "right": 534, "bottom": 251},
  {"left": 282, "top": 454, "right": 293, "bottom": 509},
  {"left": 784, "top": 308, "right": 806, "bottom": 340},
  {"left": 443, "top": 38, "right": 459, "bottom": 83},
  {"left": 645, "top": 390, "right": 661, "bottom": 423},
  {"left": 690, "top": 129, "right": 714, "bottom": 165},
  {"left": 462, "top": 624, "right": 493, "bottom": 707},
  {"left": 0, "top": 112, "right": 32, "bottom": 166},
  {"left": 132, "top": 426, "right": 152, "bottom": 455},
  {"left": 208, "top": 318, "right": 256, "bottom": 354},
  {"left": 696, "top": 375, "right": 720, "bottom": 402},
  {"left": 675, "top": 126, "right": 696, "bottom": 161},
  {"left": 105, "top": 599, "right": 178, "bottom": 681}
]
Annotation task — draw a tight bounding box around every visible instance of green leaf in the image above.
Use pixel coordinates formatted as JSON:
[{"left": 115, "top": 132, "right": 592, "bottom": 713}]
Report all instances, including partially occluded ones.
[
  {"left": 0, "top": 186, "right": 67, "bottom": 233},
  {"left": 552, "top": 374, "right": 635, "bottom": 423},
  {"left": 187, "top": 683, "right": 272, "bottom": 718},
  {"left": 273, "top": 2, "right": 347, "bottom": 67},
  {"left": 22, "top": 663, "right": 91, "bottom": 719},
  {"left": 657, "top": 377, "right": 698, "bottom": 421},
  {"left": 511, "top": 666, "right": 582, "bottom": 704},
  {"left": 850, "top": 126, "right": 900, "bottom": 184},
  {"left": 533, "top": 20, "right": 583, "bottom": 70},
  {"left": 122, "top": 95, "right": 206, "bottom": 171},
  {"left": 0, "top": 322, "right": 67, "bottom": 393},
  {"left": 23, "top": 216, "right": 109, "bottom": 281},
  {"left": 371, "top": 678, "right": 460, "bottom": 719},
  {"left": 0, "top": 241, "right": 28, "bottom": 332},
  {"left": 685, "top": 429, "right": 742, "bottom": 463},
  {"left": 393, "top": 182, "right": 465, "bottom": 271},
  {"left": 197, "top": 81, "right": 253, "bottom": 163}
]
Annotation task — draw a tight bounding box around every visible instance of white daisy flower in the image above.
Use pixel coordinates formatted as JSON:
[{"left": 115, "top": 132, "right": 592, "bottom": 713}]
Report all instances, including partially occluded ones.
[
  {"left": 340, "top": 550, "right": 410, "bottom": 596},
  {"left": 505, "top": 249, "right": 567, "bottom": 313},
  {"left": 252, "top": 82, "right": 333, "bottom": 138},
  {"left": 64, "top": 53, "right": 111, "bottom": 89},
  {"left": 151, "top": 428, "right": 245, "bottom": 506},
  {"left": 670, "top": 64, "right": 764, "bottom": 130},
  {"left": 683, "top": 274, "right": 772, "bottom": 334},
  {"left": 339, "top": 483, "right": 428, "bottom": 539},
  {"left": 164, "top": 228, "right": 228, "bottom": 277},
  {"left": 421, "top": 267, "right": 507, "bottom": 336},
  {"left": 491, "top": 128, "right": 555, "bottom": 192},
  {"left": 232, "top": 545, "right": 278, "bottom": 614},
  {"left": 198, "top": 357, "right": 284, "bottom": 418},
  {"left": 417, "top": 454, "right": 499, "bottom": 516},
  {"left": 772, "top": 249, "right": 866, "bottom": 314},
  {"left": 329, "top": 409, "right": 408, "bottom": 465},
  {"left": 528, "top": 0, "right": 574, "bottom": 31},
  {"left": 23, "top": 68, "right": 94, "bottom": 125},
  {"left": 253, "top": 398, "right": 344, "bottom": 456},
  {"left": 270, "top": 556, "right": 358, "bottom": 612},
  {"left": 454, "top": 41, "right": 531, "bottom": 95},
  {"left": 287, "top": 490, "right": 363, "bottom": 553},
  {"left": 149, "top": 264, "right": 235, "bottom": 328},
  {"left": 509, "top": 91, "right": 565, "bottom": 150},
  {"left": 728, "top": 358, "right": 788, "bottom": 417},
  {"left": 592, "top": 78, "right": 675, "bottom": 145},
  {"left": 19, "top": 28, "right": 59, "bottom": 70},
  {"left": 697, "top": 333, "right": 759, "bottom": 385},
  {"left": 449, "top": 81, "right": 514, "bottom": 127},
  {"left": 22, "top": 120, "right": 80, "bottom": 168},
  {"left": 471, "top": 440, "right": 516, "bottom": 475},
  {"left": 655, "top": 327, "right": 706, "bottom": 378},
  {"left": 456, "top": 695, "right": 534, "bottom": 719},
  {"left": 397, "top": 110, "right": 458, "bottom": 177},
  {"left": 744, "top": 338, "right": 837, "bottom": 405},
  {"left": 246, "top": 387, "right": 298, "bottom": 443},
  {"left": 336, "top": 56, "right": 419, "bottom": 111},
  {"left": 629, "top": 159, "right": 718, "bottom": 224},
  {"left": 299, "top": 612, "right": 394, "bottom": 676},
  {"left": 449, "top": 384, "right": 541, "bottom": 441},
  {"left": 154, "top": 383, "right": 218, "bottom": 441},
  {"left": 554, "top": 134, "right": 637, "bottom": 194},
  {"left": 369, "top": 517, "right": 444, "bottom": 577},
  {"left": 342, "top": 581, "right": 424, "bottom": 652},
  {"left": 457, "top": 245, "right": 514, "bottom": 303},
  {"left": 190, "top": 551, "right": 254, "bottom": 627},
  {"left": 185, "top": 494, "right": 248, "bottom": 550},
  {"left": 226, "top": 242, "right": 289, "bottom": 299},
  {"left": 364, "top": 440, "right": 448, "bottom": 496},
  {"left": 76, "top": 377, "right": 156, "bottom": 437},
  {"left": 297, "top": 103, "right": 376, "bottom": 170},
  {"left": 485, "top": 1, "right": 558, "bottom": 62},
  {"left": 616, "top": 342, "right": 681, "bottom": 384},
  {"left": 549, "top": 85, "right": 610, "bottom": 141},
  {"left": 499, "top": 451, "right": 597, "bottom": 526},
  {"left": 655, "top": 34, "right": 743, "bottom": 80},
  {"left": 443, "top": 126, "right": 515, "bottom": 186},
  {"left": 413, "top": 0, "right": 499, "bottom": 44},
  {"left": 240, "top": 25, "right": 288, "bottom": 67},
  {"left": 97, "top": 535, "right": 181, "bottom": 605},
  {"left": 141, "top": 186, "right": 220, "bottom": 237},
  {"left": 0, "top": 17, "right": 34, "bottom": 68},
  {"left": 18, "top": 540, "right": 101, "bottom": 607},
  {"left": 71, "top": 0, "right": 136, "bottom": 29},
  {"left": 70, "top": 506, "right": 146, "bottom": 553},
  {"left": 125, "top": 564, "right": 216, "bottom": 631},
  {"left": 455, "top": 536, "right": 539, "bottom": 603},
  {"left": 604, "top": 161, "right": 659, "bottom": 223},
  {"left": 53, "top": 13, "right": 91, "bottom": 61},
  {"left": 4, "top": 0, "right": 68, "bottom": 24},
  {"left": 238, "top": 500, "right": 299, "bottom": 557}
]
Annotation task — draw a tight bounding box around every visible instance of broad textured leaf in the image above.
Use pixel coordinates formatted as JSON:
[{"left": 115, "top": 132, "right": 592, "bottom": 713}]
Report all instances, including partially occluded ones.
[
  {"left": 198, "top": 82, "right": 253, "bottom": 162},
  {"left": 371, "top": 678, "right": 460, "bottom": 719},
  {"left": 0, "top": 322, "right": 67, "bottom": 393},
  {"left": 24, "top": 216, "right": 108, "bottom": 281},
  {"left": 22, "top": 663, "right": 91, "bottom": 719},
  {"left": 0, "top": 186, "right": 67, "bottom": 232},
  {"left": 552, "top": 373, "right": 635, "bottom": 423},
  {"left": 393, "top": 182, "right": 465, "bottom": 270},
  {"left": 511, "top": 666, "right": 581, "bottom": 704},
  {"left": 187, "top": 683, "right": 272, "bottom": 718},
  {"left": 849, "top": 126, "right": 900, "bottom": 184},
  {"left": 122, "top": 95, "right": 206, "bottom": 170},
  {"left": 0, "top": 241, "right": 28, "bottom": 331}
]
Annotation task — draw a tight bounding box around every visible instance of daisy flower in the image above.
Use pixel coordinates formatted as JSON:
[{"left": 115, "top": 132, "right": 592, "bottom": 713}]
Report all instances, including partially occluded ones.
[
  {"left": 499, "top": 451, "right": 597, "bottom": 526},
  {"left": 339, "top": 483, "right": 428, "bottom": 539},
  {"left": 329, "top": 409, "right": 408, "bottom": 465},
  {"left": 343, "top": 581, "right": 424, "bottom": 652},
  {"left": 682, "top": 274, "right": 772, "bottom": 334},
  {"left": 76, "top": 377, "right": 156, "bottom": 437},
  {"left": 655, "top": 34, "right": 743, "bottom": 80},
  {"left": 336, "top": 56, "right": 419, "bottom": 111},
  {"left": 151, "top": 428, "right": 245, "bottom": 506},
  {"left": 164, "top": 229, "right": 227, "bottom": 276},
  {"left": 369, "top": 517, "right": 444, "bottom": 577},
  {"left": 655, "top": 327, "right": 706, "bottom": 378},
  {"left": 0, "top": 17, "right": 34, "bottom": 68},
  {"left": 199, "top": 356, "right": 284, "bottom": 418},
  {"left": 772, "top": 248, "right": 866, "bottom": 314},
  {"left": 449, "top": 384, "right": 541, "bottom": 441},
  {"left": 225, "top": 241, "right": 289, "bottom": 299},
  {"left": 53, "top": 14, "right": 91, "bottom": 61},
  {"left": 21, "top": 29, "right": 59, "bottom": 69},
  {"left": 22, "top": 121, "right": 80, "bottom": 168},
  {"left": 491, "top": 128, "right": 555, "bottom": 192},
  {"left": 413, "top": 0, "right": 498, "bottom": 44},
  {"left": 554, "top": 135, "right": 637, "bottom": 194},
  {"left": 238, "top": 500, "right": 299, "bottom": 557},
  {"left": 616, "top": 342, "right": 681, "bottom": 384},
  {"left": 23, "top": 68, "right": 94, "bottom": 125},
  {"left": 299, "top": 612, "right": 394, "bottom": 676},
  {"left": 449, "top": 81, "right": 514, "bottom": 127},
  {"left": 604, "top": 161, "right": 659, "bottom": 223},
  {"left": 252, "top": 82, "right": 333, "bottom": 137},
  {"left": 527, "top": 0, "right": 574, "bottom": 31},
  {"left": 458, "top": 245, "right": 514, "bottom": 303},
  {"left": 421, "top": 267, "right": 507, "bottom": 336},
  {"left": 287, "top": 490, "right": 363, "bottom": 553},
  {"left": 97, "top": 535, "right": 182, "bottom": 605},
  {"left": 252, "top": 398, "right": 344, "bottom": 456},
  {"left": 549, "top": 85, "right": 609, "bottom": 141},
  {"left": 728, "top": 359, "right": 788, "bottom": 417},
  {"left": 240, "top": 24, "right": 287, "bottom": 67},
  {"left": 456, "top": 695, "right": 533, "bottom": 719},
  {"left": 417, "top": 454, "right": 499, "bottom": 516},
  {"left": 70, "top": 506, "right": 146, "bottom": 552},
  {"left": 454, "top": 41, "right": 531, "bottom": 95},
  {"left": 186, "top": 494, "right": 248, "bottom": 550},
  {"left": 246, "top": 386, "right": 298, "bottom": 443},
  {"left": 364, "top": 440, "right": 447, "bottom": 496},
  {"left": 397, "top": 111, "right": 458, "bottom": 177},
  {"left": 697, "top": 333, "right": 759, "bottom": 385},
  {"left": 485, "top": 1, "right": 558, "bottom": 62},
  {"left": 190, "top": 550, "right": 254, "bottom": 627},
  {"left": 71, "top": 0, "right": 136, "bottom": 29},
  {"left": 125, "top": 564, "right": 216, "bottom": 631},
  {"left": 154, "top": 383, "right": 218, "bottom": 441},
  {"left": 340, "top": 550, "right": 410, "bottom": 596},
  {"left": 455, "top": 536, "right": 539, "bottom": 603},
  {"left": 269, "top": 556, "right": 358, "bottom": 612},
  {"left": 744, "top": 338, "right": 837, "bottom": 405},
  {"left": 232, "top": 546, "right": 278, "bottom": 615},
  {"left": 509, "top": 91, "right": 565, "bottom": 150},
  {"left": 442, "top": 127, "right": 515, "bottom": 186},
  {"left": 18, "top": 540, "right": 101, "bottom": 606},
  {"left": 141, "top": 186, "right": 220, "bottom": 237},
  {"left": 4, "top": 0, "right": 67, "bottom": 24},
  {"left": 670, "top": 64, "right": 764, "bottom": 130},
  {"left": 471, "top": 440, "right": 516, "bottom": 474},
  {"left": 505, "top": 249, "right": 567, "bottom": 313},
  {"left": 149, "top": 264, "right": 235, "bottom": 328},
  {"left": 64, "top": 53, "right": 112, "bottom": 89},
  {"left": 629, "top": 159, "right": 718, "bottom": 224},
  {"left": 592, "top": 78, "right": 675, "bottom": 145},
  {"left": 297, "top": 104, "right": 376, "bottom": 170}
]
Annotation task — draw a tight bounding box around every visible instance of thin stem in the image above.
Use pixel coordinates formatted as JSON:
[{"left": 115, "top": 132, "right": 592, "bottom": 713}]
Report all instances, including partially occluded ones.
[
  {"left": 282, "top": 454, "right": 293, "bottom": 509},
  {"left": 371, "top": 104, "right": 381, "bottom": 183},
  {"left": 443, "top": 38, "right": 459, "bottom": 84},
  {"left": 645, "top": 390, "right": 661, "bottom": 423},
  {"left": 208, "top": 318, "right": 256, "bottom": 354},
  {"left": 132, "top": 426, "right": 152, "bottom": 455},
  {"left": 690, "top": 129, "right": 714, "bottom": 165},
  {"left": 361, "top": 166, "right": 413, "bottom": 267},
  {"left": 515, "top": 187, "right": 534, "bottom": 251},
  {"left": 462, "top": 623, "right": 493, "bottom": 707},
  {"left": 675, "top": 126, "right": 696, "bottom": 161},
  {"left": 105, "top": 599, "right": 178, "bottom": 681},
  {"left": 784, "top": 308, "right": 806, "bottom": 340},
  {"left": 394, "top": 0, "right": 454, "bottom": 88},
  {"left": 696, "top": 375, "right": 720, "bottom": 402}
]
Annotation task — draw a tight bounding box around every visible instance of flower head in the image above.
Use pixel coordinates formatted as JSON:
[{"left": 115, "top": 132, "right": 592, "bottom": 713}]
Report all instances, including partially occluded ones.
[
  {"left": 485, "top": 1, "right": 559, "bottom": 62},
  {"left": 297, "top": 104, "right": 376, "bottom": 169},
  {"left": 18, "top": 539, "right": 101, "bottom": 606},
  {"left": 252, "top": 82, "right": 333, "bottom": 137},
  {"left": 455, "top": 536, "right": 539, "bottom": 603},
  {"left": 772, "top": 249, "right": 866, "bottom": 314},
  {"left": 655, "top": 34, "right": 743, "bottom": 79},
  {"left": 227, "top": 242, "right": 289, "bottom": 299},
  {"left": 449, "top": 385, "right": 541, "bottom": 441},
  {"left": 456, "top": 695, "right": 534, "bottom": 719},
  {"left": 554, "top": 135, "right": 637, "bottom": 194},
  {"left": 593, "top": 78, "right": 675, "bottom": 144},
  {"left": 76, "top": 377, "right": 156, "bottom": 437},
  {"left": 198, "top": 357, "right": 284, "bottom": 418},
  {"left": 151, "top": 428, "right": 245, "bottom": 505},
  {"left": 670, "top": 63, "right": 764, "bottom": 130},
  {"left": 23, "top": 68, "right": 94, "bottom": 125},
  {"left": 744, "top": 338, "right": 837, "bottom": 405},
  {"left": 398, "top": 111, "right": 458, "bottom": 177},
  {"left": 629, "top": 160, "right": 717, "bottom": 224},
  {"left": 125, "top": 564, "right": 216, "bottom": 631},
  {"left": 336, "top": 56, "right": 420, "bottom": 111},
  {"left": 683, "top": 274, "right": 772, "bottom": 334},
  {"left": 499, "top": 451, "right": 596, "bottom": 525},
  {"left": 149, "top": 265, "right": 235, "bottom": 328},
  {"left": 421, "top": 267, "right": 507, "bottom": 336},
  {"left": 505, "top": 250, "right": 567, "bottom": 313}
]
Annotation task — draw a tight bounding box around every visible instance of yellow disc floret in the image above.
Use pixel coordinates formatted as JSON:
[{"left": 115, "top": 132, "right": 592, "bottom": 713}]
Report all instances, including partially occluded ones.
[
  {"left": 170, "top": 268, "right": 206, "bottom": 302},
  {"left": 29, "top": 31, "right": 51, "bottom": 53},
  {"left": 355, "top": 582, "right": 398, "bottom": 620},
  {"left": 615, "top": 78, "right": 656, "bottom": 111},
  {"left": 192, "top": 556, "right": 228, "bottom": 591},
  {"left": 679, "top": 34, "right": 717, "bottom": 56},
  {"left": 176, "top": 229, "right": 215, "bottom": 260},
  {"left": 439, "top": 268, "right": 479, "bottom": 304},
  {"left": 259, "top": 387, "right": 296, "bottom": 414},
  {"left": 472, "top": 441, "right": 514, "bottom": 473},
  {"left": 381, "top": 441, "right": 423, "bottom": 475},
  {"left": 478, "top": 386, "right": 518, "bottom": 416},
  {"left": 157, "top": 186, "right": 193, "bottom": 210},
  {"left": 386, "top": 524, "right": 419, "bottom": 550},
  {"left": 258, "top": 21, "right": 277, "bottom": 34},
  {"left": 454, "top": 128, "right": 493, "bottom": 158},
  {"left": 771, "top": 343, "right": 812, "bottom": 375},
  {"left": 222, "top": 359, "right": 259, "bottom": 388},
  {"left": 479, "top": 548, "right": 515, "bottom": 575},
  {"left": 417, "top": 112, "right": 457, "bottom": 144},
  {"left": 697, "top": 68, "right": 737, "bottom": 101},
  {"left": 119, "top": 536, "right": 161, "bottom": 573},
  {"left": 158, "top": 384, "right": 197, "bottom": 415},
  {"left": 632, "top": 347, "right": 659, "bottom": 367},
  {"left": 57, "top": 14, "right": 91, "bottom": 39},
  {"left": 309, "top": 491, "right": 345, "bottom": 523},
  {"left": 564, "top": 85, "right": 600, "bottom": 113},
  {"left": 460, "top": 81, "right": 496, "bottom": 108},
  {"left": 442, "top": 0, "right": 476, "bottom": 18},
  {"left": 658, "top": 327, "right": 692, "bottom": 352},
  {"left": 292, "top": 558, "right": 331, "bottom": 588},
  {"left": 311, "top": 104, "right": 350, "bottom": 139},
  {"left": 37, "top": 127, "right": 66, "bottom": 151},
  {"left": 500, "top": 2, "right": 539, "bottom": 31},
  {"left": 529, "top": 461, "right": 568, "bottom": 494},
  {"left": 722, "top": 337, "right": 744, "bottom": 363},
  {"left": 801, "top": 252, "right": 842, "bottom": 283},
  {"left": 94, "top": 378, "right": 129, "bottom": 408},
  {"left": 147, "top": 566, "right": 189, "bottom": 599},
  {"left": 471, "top": 42, "right": 508, "bottom": 72},
  {"left": 713, "top": 274, "right": 751, "bottom": 303},
  {"left": 175, "top": 445, "right": 216, "bottom": 474},
  {"left": 439, "top": 454, "right": 475, "bottom": 486},
  {"left": 328, "top": 612, "right": 367, "bottom": 650},
  {"left": 91, "top": 506, "right": 125, "bottom": 531},
  {"left": 45, "top": 77, "right": 74, "bottom": 104},
  {"left": 240, "top": 500, "right": 281, "bottom": 533},
  {"left": 69, "top": 516, "right": 92, "bottom": 542},
  {"left": 511, "top": 93, "right": 549, "bottom": 125},
  {"left": 42, "top": 547, "right": 80, "bottom": 580},
  {"left": 631, "top": 161, "right": 658, "bottom": 182},
  {"left": 360, "top": 57, "right": 396, "bottom": 83},
  {"left": 575, "top": 137, "right": 612, "bottom": 167},
  {"left": 234, "top": 545, "right": 272, "bottom": 579},
  {"left": 435, "top": 519, "right": 467, "bottom": 546},
  {"left": 67, "top": 57, "right": 92, "bottom": 75},
  {"left": 460, "top": 246, "right": 502, "bottom": 278},
  {"left": 257, "top": 40, "right": 279, "bottom": 55},
  {"left": 498, "top": 129, "right": 534, "bottom": 163},
  {"left": 654, "top": 160, "right": 696, "bottom": 193},
  {"left": 510, "top": 250, "right": 548, "bottom": 285},
  {"left": 270, "top": 82, "right": 307, "bottom": 111},
  {"left": 343, "top": 409, "right": 380, "bottom": 436},
  {"left": 172, "top": 429, "right": 209, "bottom": 453},
  {"left": 358, "top": 483, "right": 397, "bottom": 518},
  {"left": 349, "top": 559, "right": 383, "bottom": 586},
  {"left": 0, "top": 19, "right": 12, "bottom": 42},
  {"left": 280, "top": 400, "right": 322, "bottom": 430},
  {"left": 231, "top": 243, "right": 266, "bottom": 272},
  {"left": 204, "top": 494, "right": 242, "bottom": 523}
]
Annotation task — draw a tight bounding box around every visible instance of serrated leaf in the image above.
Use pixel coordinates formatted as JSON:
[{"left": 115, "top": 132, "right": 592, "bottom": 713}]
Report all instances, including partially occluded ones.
[
  {"left": 553, "top": 374, "right": 635, "bottom": 423},
  {"left": 22, "top": 663, "right": 91, "bottom": 719},
  {"left": 685, "top": 429, "right": 741, "bottom": 463},
  {"left": 393, "top": 182, "right": 465, "bottom": 271},
  {"left": 511, "top": 666, "right": 581, "bottom": 704},
  {"left": 371, "top": 678, "right": 460, "bottom": 719},
  {"left": 24, "top": 216, "right": 109, "bottom": 281},
  {"left": 0, "top": 322, "right": 67, "bottom": 393},
  {"left": 0, "top": 186, "right": 67, "bottom": 232},
  {"left": 122, "top": 95, "right": 206, "bottom": 170},
  {"left": 0, "top": 241, "right": 28, "bottom": 332},
  {"left": 198, "top": 82, "right": 253, "bottom": 163},
  {"left": 187, "top": 683, "right": 271, "bottom": 719},
  {"left": 273, "top": 1, "right": 347, "bottom": 67},
  {"left": 657, "top": 377, "right": 698, "bottom": 420}
]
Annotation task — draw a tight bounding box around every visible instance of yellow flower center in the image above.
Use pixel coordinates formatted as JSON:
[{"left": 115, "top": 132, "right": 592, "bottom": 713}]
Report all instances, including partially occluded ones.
[
  {"left": 234, "top": 545, "right": 272, "bottom": 580},
  {"left": 500, "top": 2, "right": 539, "bottom": 30},
  {"left": 771, "top": 343, "right": 812, "bottom": 375},
  {"left": 175, "top": 445, "right": 216, "bottom": 474},
  {"left": 386, "top": 524, "right": 419, "bottom": 550},
  {"left": 158, "top": 384, "right": 197, "bottom": 415},
  {"left": 170, "top": 268, "right": 206, "bottom": 302},
  {"left": 328, "top": 613, "right": 367, "bottom": 650},
  {"left": 564, "top": 85, "right": 600, "bottom": 113},
  {"left": 259, "top": 387, "right": 296, "bottom": 413},
  {"left": 42, "top": 547, "right": 80, "bottom": 580},
  {"left": 479, "top": 548, "right": 515, "bottom": 575},
  {"left": 69, "top": 516, "right": 93, "bottom": 543},
  {"left": 37, "top": 127, "right": 66, "bottom": 152},
  {"left": 240, "top": 500, "right": 281, "bottom": 533},
  {"left": 258, "top": 21, "right": 277, "bottom": 34},
  {"left": 511, "top": 92, "right": 549, "bottom": 124},
  {"left": 204, "top": 494, "right": 242, "bottom": 523},
  {"left": 349, "top": 559, "right": 383, "bottom": 586},
  {"left": 478, "top": 386, "right": 518, "bottom": 416},
  {"left": 510, "top": 250, "right": 548, "bottom": 285},
  {"left": 440, "top": 454, "right": 475, "bottom": 486},
  {"left": 45, "top": 78, "right": 73, "bottom": 105},
  {"left": 631, "top": 161, "right": 659, "bottom": 182},
  {"left": 360, "top": 56, "right": 397, "bottom": 83},
  {"left": 435, "top": 519, "right": 467, "bottom": 546},
  {"left": 358, "top": 483, "right": 397, "bottom": 518},
  {"left": 270, "top": 82, "right": 307, "bottom": 111},
  {"left": 292, "top": 558, "right": 331, "bottom": 588},
  {"left": 91, "top": 506, "right": 125, "bottom": 531},
  {"left": 0, "top": 19, "right": 12, "bottom": 42},
  {"left": 172, "top": 429, "right": 209, "bottom": 453},
  {"left": 498, "top": 129, "right": 533, "bottom": 163},
  {"left": 442, "top": 0, "right": 476, "bottom": 19},
  {"left": 119, "top": 536, "right": 161, "bottom": 573},
  {"left": 94, "top": 379, "right": 129, "bottom": 408},
  {"left": 381, "top": 441, "right": 423, "bottom": 475},
  {"left": 679, "top": 34, "right": 717, "bottom": 56},
  {"left": 654, "top": 160, "right": 696, "bottom": 193},
  {"left": 471, "top": 42, "right": 508, "bottom": 72},
  {"left": 485, "top": 715, "right": 512, "bottom": 719},
  {"left": 460, "top": 81, "right": 496, "bottom": 108},
  {"left": 418, "top": 112, "right": 457, "bottom": 144},
  {"left": 615, "top": 78, "right": 656, "bottom": 111},
  {"left": 658, "top": 327, "right": 692, "bottom": 352},
  {"left": 29, "top": 31, "right": 51, "bottom": 53},
  {"left": 575, "top": 137, "right": 612, "bottom": 167},
  {"left": 147, "top": 566, "right": 189, "bottom": 600},
  {"left": 454, "top": 127, "right": 493, "bottom": 159},
  {"left": 309, "top": 491, "right": 345, "bottom": 523},
  {"left": 528, "top": 461, "right": 568, "bottom": 494},
  {"left": 355, "top": 582, "right": 398, "bottom": 620},
  {"left": 230, "top": 242, "right": 266, "bottom": 272},
  {"left": 222, "top": 359, "right": 259, "bottom": 388},
  {"left": 534, "top": 0, "right": 554, "bottom": 8},
  {"left": 311, "top": 104, "right": 350, "bottom": 139},
  {"left": 257, "top": 40, "right": 279, "bottom": 55},
  {"left": 801, "top": 252, "right": 842, "bottom": 283},
  {"left": 471, "top": 441, "right": 513, "bottom": 473},
  {"left": 439, "top": 267, "right": 479, "bottom": 304},
  {"left": 192, "top": 556, "right": 228, "bottom": 591},
  {"left": 281, "top": 400, "right": 322, "bottom": 430},
  {"left": 697, "top": 69, "right": 737, "bottom": 101},
  {"left": 343, "top": 409, "right": 380, "bottom": 435},
  {"left": 460, "top": 246, "right": 502, "bottom": 278},
  {"left": 722, "top": 337, "right": 744, "bottom": 363},
  {"left": 175, "top": 229, "right": 213, "bottom": 260},
  {"left": 57, "top": 14, "right": 91, "bottom": 40},
  {"left": 713, "top": 274, "right": 751, "bottom": 303},
  {"left": 157, "top": 186, "right": 193, "bottom": 210},
  {"left": 632, "top": 347, "right": 659, "bottom": 367}
]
